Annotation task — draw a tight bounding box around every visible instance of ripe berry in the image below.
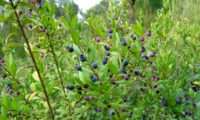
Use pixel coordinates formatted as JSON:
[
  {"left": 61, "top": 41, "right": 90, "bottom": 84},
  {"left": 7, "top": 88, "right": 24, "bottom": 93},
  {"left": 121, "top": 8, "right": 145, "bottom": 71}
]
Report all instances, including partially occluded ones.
[
  {"left": 131, "top": 35, "right": 136, "bottom": 40},
  {"left": 152, "top": 84, "right": 157, "bottom": 88},
  {"left": 0, "top": 65, "right": 2, "bottom": 71},
  {"left": 105, "top": 51, "right": 111, "bottom": 56},
  {"left": 95, "top": 37, "right": 100, "bottom": 42},
  {"left": 149, "top": 51, "right": 156, "bottom": 57},
  {"left": 181, "top": 113, "right": 186, "bottom": 118},
  {"left": 2, "top": 74, "right": 7, "bottom": 79},
  {"left": 122, "top": 39, "right": 127, "bottom": 46},
  {"left": 128, "top": 112, "right": 133, "bottom": 117},
  {"left": 141, "top": 46, "right": 146, "bottom": 52},
  {"left": 176, "top": 97, "right": 182, "bottom": 104},
  {"left": 134, "top": 70, "right": 140, "bottom": 76},
  {"left": 92, "top": 62, "right": 98, "bottom": 69},
  {"left": 124, "top": 74, "right": 130, "bottom": 80},
  {"left": 95, "top": 107, "right": 101, "bottom": 112},
  {"left": 0, "top": 58, "right": 4, "bottom": 64},
  {"left": 122, "top": 97, "right": 127, "bottom": 102},
  {"left": 7, "top": 82, "right": 12, "bottom": 89},
  {"left": 146, "top": 30, "right": 151, "bottom": 37},
  {"left": 67, "top": 46, "right": 74, "bottom": 52},
  {"left": 111, "top": 79, "right": 116, "bottom": 84},
  {"left": 142, "top": 114, "right": 146, "bottom": 120},
  {"left": 102, "top": 57, "right": 108, "bottom": 65},
  {"left": 140, "top": 37, "right": 144, "bottom": 42},
  {"left": 156, "top": 90, "right": 160, "bottom": 94},
  {"left": 185, "top": 95, "right": 190, "bottom": 100},
  {"left": 90, "top": 75, "right": 98, "bottom": 82},
  {"left": 141, "top": 55, "right": 149, "bottom": 60},
  {"left": 108, "top": 33, "right": 112, "bottom": 39},
  {"left": 7, "top": 89, "right": 13, "bottom": 94},
  {"left": 109, "top": 73, "right": 113, "bottom": 78},
  {"left": 120, "top": 67, "right": 126, "bottom": 73},
  {"left": 109, "top": 110, "right": 115, "bottom": 116},
  {"left": 123, "top": 60, "right": 129, "bottom": 67},
  {"left": 107, "top": 28, "right": 113, "bottom": 33},
  {"left": 162, "top": 99, "right": 168, "bottom": 106},
  {"left": 104, "top": 45, "right": 110, "bottom": 51},
  {"left": 67, "top": 85, "right": 74, "bottom": 90},
  {"left": 86, "top": 96, "right": 94, "bottom": 101},
  {"left": 80, "top": 54, "right": 86, "bottom": 62},
  {"left": 186, "top": 111, "right": 192, "bottom": 116},
  {"left": 38, "top": 2, "right": 42, "bottom": 9},
  {"left": 77, "top": 86, "right": 82, "bottom": 91},
  {"left": 151, "top": 77, "right": 160, "bottom": 82},
  {"left": 83, "top": 84, "right": 89, "bottom": 89},
  {"left": 76, "top": 65, "right": 82, "bottom": 71}
]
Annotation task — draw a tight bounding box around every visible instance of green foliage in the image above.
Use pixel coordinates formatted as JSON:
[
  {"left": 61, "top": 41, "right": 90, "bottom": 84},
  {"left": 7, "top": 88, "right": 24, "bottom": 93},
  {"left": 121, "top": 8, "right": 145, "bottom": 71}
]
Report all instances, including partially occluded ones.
[{"left": 0, "top": 0, "right": 200, "bottom": 119}]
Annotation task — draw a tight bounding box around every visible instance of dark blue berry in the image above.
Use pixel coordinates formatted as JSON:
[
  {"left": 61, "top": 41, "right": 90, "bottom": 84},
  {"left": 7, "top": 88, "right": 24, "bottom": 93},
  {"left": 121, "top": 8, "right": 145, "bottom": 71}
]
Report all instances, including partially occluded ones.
[
  {"left": 77, "top": 86, "right": 82, "bottom": 91},
  {"left": 7, "top": 82, "right": 12, "bottom": 89},
  {"left": 92, "top": 62, "right": 98, "bottom": 69},
  {"left": 176, "top": 97, "right": 182, "bottom": 104},
  {"left": 80, "top": 54, "right": 86, "bottom": 62},
  {"left": 122, "top": 39, "right": 127, "bottom": 46},
  {"left": 181, "top": 113, "right": 186, "bottom": 118},
  {"left": 104, "top": 45, "right": 110, "bottom": 51},
  {"left": 38, "top": 2, "right": 42, "bottom": 9},
  {"left": 76, "top": 65, "right": 82, "bottom": 71},
  {"left": 131, "top": 35, "right": 136, "bottom": 40},
  {"left": 141, "top": 55, "right": 149, "bottom": 60},
  {"left": 124, "top": 74, "right": 130, "bottom": 80},
  {"left": 123, "top": 60, "right": 129, "bottom": 67},
  {"left": 105, "top": 51, "right": 111, "bottom": 56},
  {"left": 141, "top": 46, "right": 146, "bottom": 52},
  {"left": 107, "top": 28, "right": 113, "bottom": 33},
  {"left": 120, "top": 67, "right": 126, "bottom": 73},
  {"left": 83, "top": 84, "right": 89, "bottom": 89},
  {"left": 134, "top": 70, "right": 140, "bottom": 76},
  {"left": 95, "top": 107, "right": 101, "bottom": 112},
  {"left": 102, "top": 58, "right": 108, "bottom": 65},
  {"left": 67, "top": 85, "right": 74, "bottom": 90},
  {"left": 156, "top": 90, "right": 160, "bottom": 94},
  {"left": 90, "top": 76, "right": 98, "bottom": 82},
  {"left": 186, "top": 111, "right": 192, "bottom": 116},
  {"left": 67, "top": 46, "right": 74, "bottom": 52},
  {"left": 109, "top": 73, "right": 113, "bottom": 78},
  {"left": 108, "top": 33, "right": 112, "bottom": 39},
  {"left": 162, "top": 99, "right": 168, "bottom": 106},
  {"left": 122, "top": 97, "right": 127, "bottom": 102},
  {"left": 109, "top": 110, "right": 115, "bottom": 116},
  {"left": 142, "top": 114, "right": 146, "bottom": 120}
]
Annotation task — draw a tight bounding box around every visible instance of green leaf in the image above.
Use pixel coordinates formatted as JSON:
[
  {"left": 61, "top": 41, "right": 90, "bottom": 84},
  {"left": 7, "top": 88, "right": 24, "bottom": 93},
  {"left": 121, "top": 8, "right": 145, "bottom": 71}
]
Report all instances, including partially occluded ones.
[
  {"left": 4, "top": 9, "right": 15, "bottom": 20},
  {"left": 133, "top": 20, "right": 143, "bottom": 36},
  {"left": 32, "top": 71, "right": 40, "bottom": 82},
  {"left": 0, "top": 14, "right": 5, "bottom": 22},
  {"left": 88, "top": 45, "right": 95, "bottom": 62},
  {"left": 108, "top": 63, "right": 118, "bottom": 74},
  {"left": 9, "top": 54, "right": 17, "bottom": 77},
  {"left": 0, "top": 1, "right": 8, "bottom": 5}
]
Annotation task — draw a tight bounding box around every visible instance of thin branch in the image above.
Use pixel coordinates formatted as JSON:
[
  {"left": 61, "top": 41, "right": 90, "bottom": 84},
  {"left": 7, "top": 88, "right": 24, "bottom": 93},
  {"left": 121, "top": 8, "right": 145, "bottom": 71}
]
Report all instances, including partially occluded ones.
[
  {"left": 48, "top": 37, "right": 66, "bottom": 93},
  {"left": 9, "top": 0, "right": 54, "bottom": 119}
]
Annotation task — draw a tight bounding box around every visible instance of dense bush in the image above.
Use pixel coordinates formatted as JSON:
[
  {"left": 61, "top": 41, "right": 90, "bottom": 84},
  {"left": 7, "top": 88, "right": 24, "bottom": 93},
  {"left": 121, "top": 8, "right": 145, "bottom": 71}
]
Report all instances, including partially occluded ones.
[{"left": 0, "top": 0, "right": 200, "bottom": 119}]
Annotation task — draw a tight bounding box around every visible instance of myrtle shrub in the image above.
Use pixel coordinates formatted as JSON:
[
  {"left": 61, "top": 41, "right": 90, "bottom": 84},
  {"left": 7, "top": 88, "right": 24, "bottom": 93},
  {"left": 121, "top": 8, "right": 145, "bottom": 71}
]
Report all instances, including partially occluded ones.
[{"left": 0, "top": 0, "right": 200, "bottom": 120}]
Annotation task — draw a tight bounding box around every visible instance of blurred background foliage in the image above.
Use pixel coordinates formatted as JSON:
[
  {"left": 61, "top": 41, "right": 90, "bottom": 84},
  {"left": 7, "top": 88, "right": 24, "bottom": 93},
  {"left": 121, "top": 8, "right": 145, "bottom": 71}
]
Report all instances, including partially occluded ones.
[{"left": 0, "top": 0, "right": 200, "bottom": 57}]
